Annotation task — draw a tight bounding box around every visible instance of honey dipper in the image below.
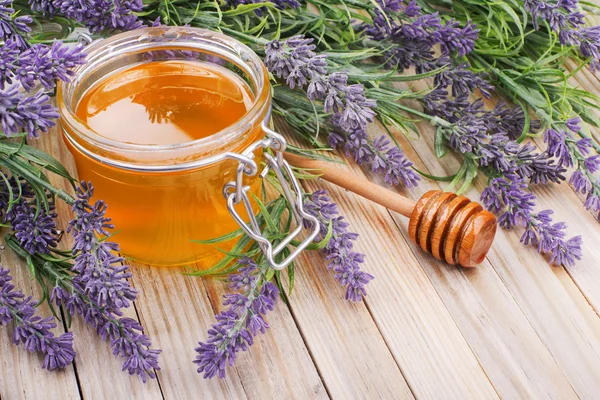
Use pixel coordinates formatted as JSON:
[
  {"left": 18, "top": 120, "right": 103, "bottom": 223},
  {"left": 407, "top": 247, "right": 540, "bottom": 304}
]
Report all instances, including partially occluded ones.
[{"left": 284, "top": 153, "right": 497, "bottom": 267}]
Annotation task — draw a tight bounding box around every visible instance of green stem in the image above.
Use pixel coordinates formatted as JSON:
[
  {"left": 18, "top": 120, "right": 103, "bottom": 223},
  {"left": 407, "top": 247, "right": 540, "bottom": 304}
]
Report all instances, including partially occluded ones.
[
  {"left": 219, "top": 27, "right": 269, "bottom": 47},
  {"left": 393, "top": 103, "right": 453, "bottom": 128},
  {"left": 0, "top": 156, "right": 75, "bottom": 205}
]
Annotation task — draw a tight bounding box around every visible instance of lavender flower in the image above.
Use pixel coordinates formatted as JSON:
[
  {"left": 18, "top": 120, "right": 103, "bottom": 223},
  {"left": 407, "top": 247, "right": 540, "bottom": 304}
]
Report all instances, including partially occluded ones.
[
  {"left": 46, "top": 181, "right": 161, "bottom": 381},
  {"left": 482, "top": 173, "right": 582, "bottom": 266},
  {"left": 52, "top": 286, "right": 161, "bottom": 382},
  {"left": 17, "top": 42, "right": 86, "bottom": 91},
  {"left": 0, "top": 267, "right": 76, "bottom": 370},
  {"left": 364, "top": 2, "right": 478, "bottom": 72},
  {"left": 266, "top": 36, "right": 418, "bottom": 187},
  {"left": 0, "top": 85, "right": 59, "bottom": 137},
  {"left": 194, "top": 258, "right": 278, "bottom": 379},
  {"left": 341, "top": 130, "right": 420, "bottom": 187},
  {"left": 10, "top": 199, "right": 59, "bottom": 255},
  {"left": 0, "top": 39, "right": 19, "bottom": 89},
  {"left": 265, "top": 36, "right": 376, "bottom": 132},
  {"left": 0, "top": 0, "right": 32, "bottom": 50},
  {"left": 304, "top": 190, "right": 374, "bottom": 301},
  {"left": 54, "top": 0, "right": 144, "bottom": 33},
  {"left": 68, "top": 181, "right": 136, "bottom": 311},
  {"left": 524, "top": 0, "right": 600, "bottom": 70}
]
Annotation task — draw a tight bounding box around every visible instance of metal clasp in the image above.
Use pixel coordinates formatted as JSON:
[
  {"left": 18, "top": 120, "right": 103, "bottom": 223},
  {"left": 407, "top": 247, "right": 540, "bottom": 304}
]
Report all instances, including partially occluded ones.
[{"left": 222, "top": 125, "right": 320, "bottom": 270}]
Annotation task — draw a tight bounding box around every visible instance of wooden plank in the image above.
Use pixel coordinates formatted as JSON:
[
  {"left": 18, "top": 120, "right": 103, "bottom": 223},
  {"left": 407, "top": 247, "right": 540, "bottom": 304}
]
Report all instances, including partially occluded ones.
[
  {"left": 28, "top": 133, "right": 165, "bottom": 400},
  {"left": 129, "top": 261, "right": 327, "bottom": 400},
  {"left": 286, "top": 247, "right": 415, "bottom": 399},
  {"left": 279, "top": 121, "right": 495, "bottom": 398},
  {"left": 125, "top": 263, "right": 248, "bottom": 400},
  {"left": 393, "top": 97, "right": 600, "bottom": 397},
  {"left": 203, "top": 274, "right": 327, "bottom": 399},
  {"left": 361, "top": 121, "right": 579, "bottom": 398},
  {"left": 300, "top": 176, "right": 499, "bottom": 399},
  {"left": 0, "top": 235, "right": 81, "bottom": 400}
]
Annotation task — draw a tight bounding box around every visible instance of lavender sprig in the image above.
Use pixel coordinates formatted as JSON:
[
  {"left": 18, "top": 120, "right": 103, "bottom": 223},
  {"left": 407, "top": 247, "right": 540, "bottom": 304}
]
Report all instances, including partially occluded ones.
[
  {"left": 364, "top": 1, "right": 478, "bottom": 72},
  {"left": 55, "top": 181, "right": 161, "bottom": 381},
  {"left": 51, "top": 285, "right": 161, "bottom": 382},
  {"left": 0, "top": 85, "right": 59, "bottom": 138},
  {"left": 50, "top": 0, "right": 144, "bottom": 33},
  {"left": 10, "top": 198, "right": 59, "bottom": 255},
  {"left": 266, "top": 35, "right": 420, "bottom": 187},
  {"left": 68, "top": 181, "right": 137, "bottom": 310},
  {"left": 482, "top": 172, "right": 582, "bottom": 267},
  {"left": 194, "top": 258, "right": 278, "bottom": 379},
  {"left": 0, "top": 0, "right": 32, "bottom": 50},
  {"left": 265, "top": 36, "right": 376, "bottom": 132},
  {"left": 0, "top": 267, "right": 76, "bottom": 370},
  {"left": 524, "top": 0, "right": 600, "bottom": 70},
  {"left": 4, "top": 180, "right": 161, "bottom": 382},
  {"left": 304, "top": 190, "right": 373, "bottom": 301},
  {"left": 546, "top": 117, "right": 600, "bottom": 218}
]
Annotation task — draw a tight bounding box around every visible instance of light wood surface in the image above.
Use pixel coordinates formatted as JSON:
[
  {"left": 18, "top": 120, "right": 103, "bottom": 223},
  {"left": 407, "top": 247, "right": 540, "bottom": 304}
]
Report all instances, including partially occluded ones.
[{"left": 3, "top": 17, "right": 600, "bottom": 400}]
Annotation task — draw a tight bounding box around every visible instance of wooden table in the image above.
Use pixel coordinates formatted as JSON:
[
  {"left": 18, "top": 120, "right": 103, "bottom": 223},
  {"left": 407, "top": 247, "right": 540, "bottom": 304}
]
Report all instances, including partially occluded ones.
[{"left": 3, "top": 44, "right": 600, "bottom": 400}]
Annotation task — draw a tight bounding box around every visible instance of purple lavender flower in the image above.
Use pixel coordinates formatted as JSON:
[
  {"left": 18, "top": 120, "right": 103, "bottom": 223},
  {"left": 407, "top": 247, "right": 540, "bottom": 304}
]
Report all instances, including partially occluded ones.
[
  {"left": 51, "top": 286, "right": 161, "bottom": 382},
  {"left": 304, "top": 190, "right": 374, "bottom": 301},
  {"left": 437, "top": 20, "right": 479, "bottom": 58},
  {"left": 544, "top": 128, "right": 574, "bottom": 167},
  {"left": 17, "top": 42, "right": 86, "bottom": 91},
  {"left": 49, "top": 181, "right": 161, "bottom": 381},
  {"left": 524, "top": 0, "right": 600, "bottom": 70},
  {"left": 482, "top": 173, "right": 582, "bottom": 267},
  {"left": 372, "top": 136, "right": 419, "bottom": 186},
  {"left": 0, "top": 85, "right": 59, "bottom": 138},
  {"left": 433, "top": 62, "right": 494, "bottom": 99},
  {"left": 10, "top": 199, "right": 59, "bottom": 255},
  {"left": 364, "top": 2, "right": 478, "bottom": 72},
  {"left": 265, "top": 36, "right": 376, "bottom": 132},
  {"left": 0, "top": 39, "right": 19, "bottom": 89},
  {"left": 266, "top": 36, "right": 418, "bottom": 187},
  {"left": 577, "top": 26, "right": 600, "bottom": 71},
  {"left": 68, "top": 181, "right": 136, "bottom": 311},
  {"left": 194, "top": 258, "right": 278, "bottom": 379},
  {"left": 55, "top": 0, "right": 144, "bottom": 33},
  {"left": 0, "top": 0, "right": 32, "bottom": 50},
  {"left": 0, "top": 267, "right": 76, "bottom": 370},
  {"left": 28, "top": 0, "right": 59, "bottom": 17}
]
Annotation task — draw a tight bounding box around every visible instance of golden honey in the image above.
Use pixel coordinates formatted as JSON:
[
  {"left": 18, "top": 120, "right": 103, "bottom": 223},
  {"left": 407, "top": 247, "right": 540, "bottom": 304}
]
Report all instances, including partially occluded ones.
[{"left": 58, "top": 28, "right": 271, "bottom": 266}]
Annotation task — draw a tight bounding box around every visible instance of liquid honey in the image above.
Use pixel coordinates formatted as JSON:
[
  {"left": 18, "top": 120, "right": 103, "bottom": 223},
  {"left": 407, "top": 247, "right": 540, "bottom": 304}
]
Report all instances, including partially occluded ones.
[
  {"left": 77, "top": 61, "right": 253, "bottom": 145},
  {"left": 69, "top": 60, "right": 263, "bottom": 266}
]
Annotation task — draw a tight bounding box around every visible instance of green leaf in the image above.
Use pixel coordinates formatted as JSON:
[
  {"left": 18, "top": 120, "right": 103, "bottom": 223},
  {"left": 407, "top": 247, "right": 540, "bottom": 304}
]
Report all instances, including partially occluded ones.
[
  {"left": 434, "top": 127, "right": 449, "bottom": 158},
  {"left": 413, "top": 167, "right": 457, "bottom": 182}
]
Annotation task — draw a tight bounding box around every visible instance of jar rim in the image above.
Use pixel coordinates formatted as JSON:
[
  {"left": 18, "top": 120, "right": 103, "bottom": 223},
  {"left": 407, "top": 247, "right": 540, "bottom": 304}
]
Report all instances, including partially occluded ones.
[{"left": 57, "top": 27, "right": 271, "bottom": 168}]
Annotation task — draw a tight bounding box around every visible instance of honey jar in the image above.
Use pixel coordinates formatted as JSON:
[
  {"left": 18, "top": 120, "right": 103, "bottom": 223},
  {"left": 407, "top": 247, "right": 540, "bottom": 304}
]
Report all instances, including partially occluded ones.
[{"left": 57, "top": 27, "right": 318, "bottom": 267}]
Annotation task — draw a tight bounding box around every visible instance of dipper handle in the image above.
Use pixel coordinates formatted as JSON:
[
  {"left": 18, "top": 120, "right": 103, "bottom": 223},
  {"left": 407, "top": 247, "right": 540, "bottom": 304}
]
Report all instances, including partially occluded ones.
[
  {"left": 283, "top": 153, "right": 416, "bottom": 217},
  {"left": 284, "top": 152, "right": 496, "bottom": 267}
]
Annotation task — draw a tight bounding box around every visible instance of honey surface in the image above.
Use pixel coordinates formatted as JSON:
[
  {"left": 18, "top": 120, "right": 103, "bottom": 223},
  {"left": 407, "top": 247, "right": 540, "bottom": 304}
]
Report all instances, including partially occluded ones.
[
  {"left": 67, "top": 61, "right": 262, "bottom": 266},
  {"left": 76, "top": 61, "right": 253, "bottom": 145}
]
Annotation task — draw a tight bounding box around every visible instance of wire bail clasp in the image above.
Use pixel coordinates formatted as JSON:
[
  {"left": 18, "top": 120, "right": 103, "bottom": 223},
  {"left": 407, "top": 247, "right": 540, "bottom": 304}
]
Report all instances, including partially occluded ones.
[{"left": 223, "top": 125, "right": 320, "bottom": 270}]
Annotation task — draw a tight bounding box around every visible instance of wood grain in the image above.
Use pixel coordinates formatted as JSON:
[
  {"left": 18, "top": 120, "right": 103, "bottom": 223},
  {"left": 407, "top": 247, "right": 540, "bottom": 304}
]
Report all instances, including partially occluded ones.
[
  {"left": 300, "top": 167, "right": 499, "bottom": 399},
  {"left": 6, "top": 10, "right": 600, "bottom": 397},
  {"left": 389, "top": 97, "right": 600, "bottom": 398},
  {"left": 0, "top": 235, "right": 81, "bottom": 400}
]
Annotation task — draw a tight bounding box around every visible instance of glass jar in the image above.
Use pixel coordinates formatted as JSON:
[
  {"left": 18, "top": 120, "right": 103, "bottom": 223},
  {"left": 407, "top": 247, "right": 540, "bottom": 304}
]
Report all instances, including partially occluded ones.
[{"left": 57, "top": 27, "right": 275, "bottom": 267}]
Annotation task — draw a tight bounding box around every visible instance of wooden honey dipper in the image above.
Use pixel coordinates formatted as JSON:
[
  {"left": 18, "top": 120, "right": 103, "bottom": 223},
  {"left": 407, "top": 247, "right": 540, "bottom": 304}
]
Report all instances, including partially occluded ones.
[{"left": 284, "top": 153, "right": 497, "bottom": 267}]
